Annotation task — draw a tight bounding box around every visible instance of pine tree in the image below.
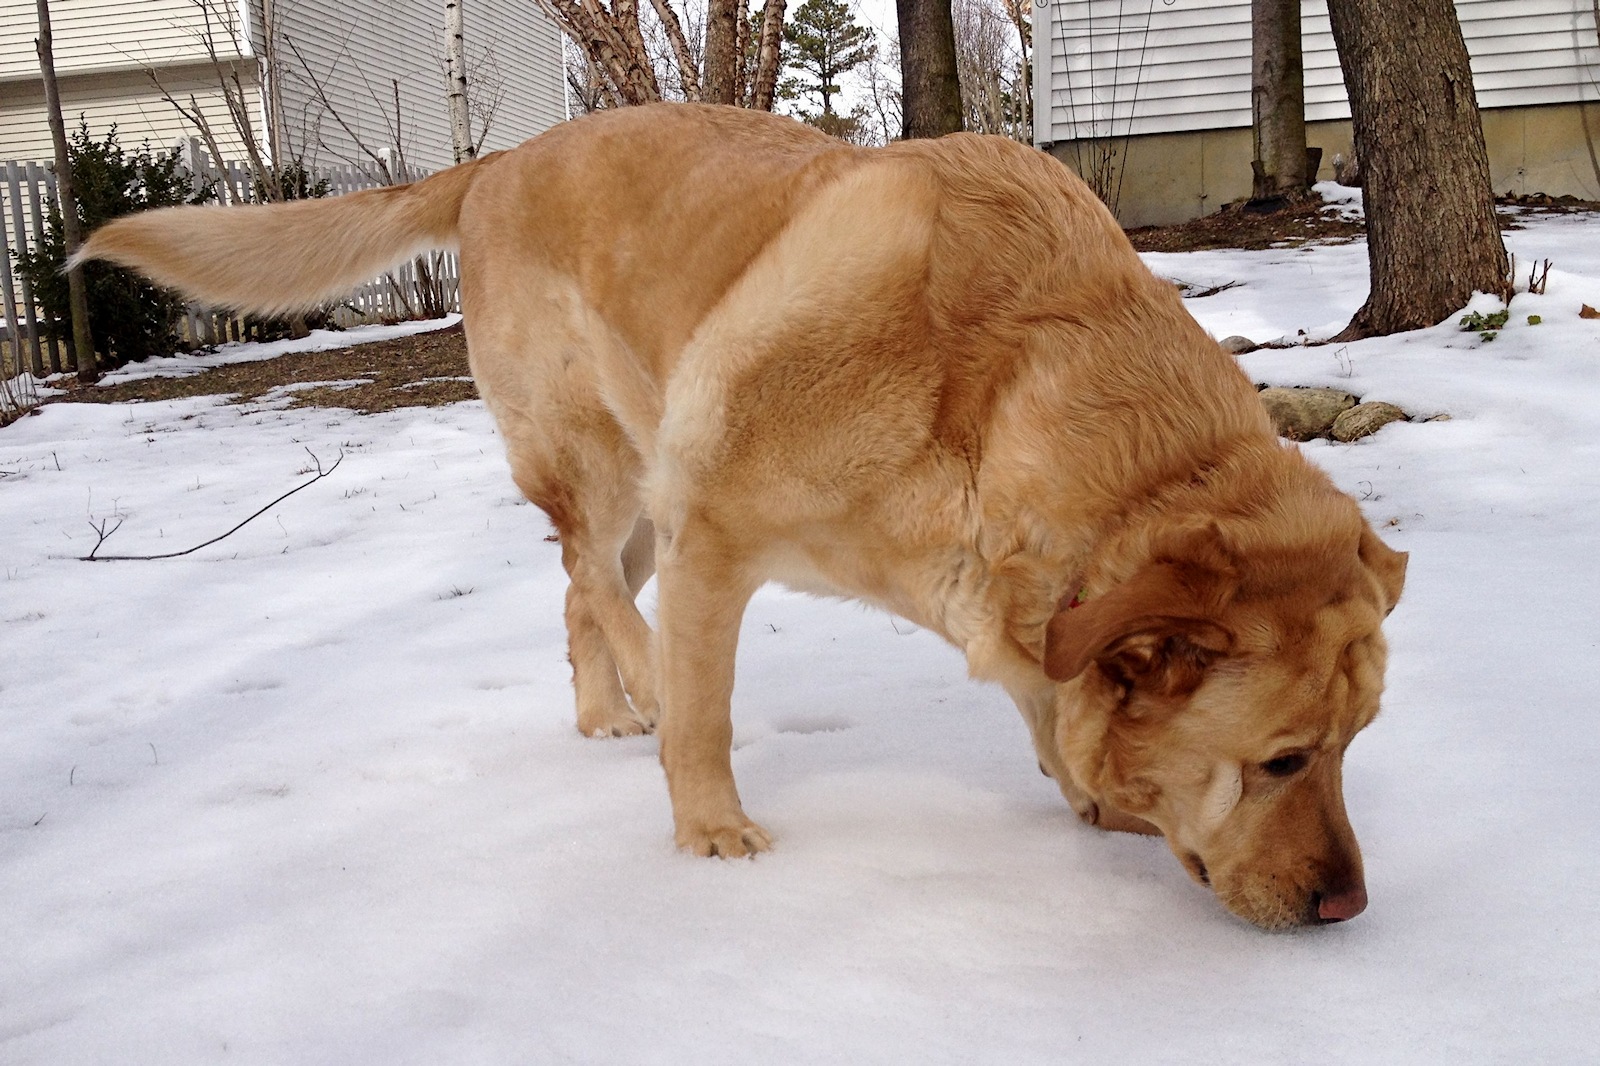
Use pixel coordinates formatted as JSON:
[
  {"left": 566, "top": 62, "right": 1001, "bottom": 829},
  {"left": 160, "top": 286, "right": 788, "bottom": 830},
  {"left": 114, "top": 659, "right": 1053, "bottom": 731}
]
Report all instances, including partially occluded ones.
[{"left": 781, "top": 0, "right": 874, "bottom": 117}]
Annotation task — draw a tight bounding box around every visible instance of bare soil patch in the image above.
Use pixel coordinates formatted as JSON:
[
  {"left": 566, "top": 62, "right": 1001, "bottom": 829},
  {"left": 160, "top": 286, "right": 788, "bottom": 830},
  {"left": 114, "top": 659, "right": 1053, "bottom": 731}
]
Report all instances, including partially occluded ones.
[
  {"left": 1125, "top": 191, "right": 1576, "bottom": 254},
  {"left": 46, "top": 324, "right": 475, "bottom": 414},
  {"left": 1127, "top": 200, "right": 1365, "bottom": 254}
]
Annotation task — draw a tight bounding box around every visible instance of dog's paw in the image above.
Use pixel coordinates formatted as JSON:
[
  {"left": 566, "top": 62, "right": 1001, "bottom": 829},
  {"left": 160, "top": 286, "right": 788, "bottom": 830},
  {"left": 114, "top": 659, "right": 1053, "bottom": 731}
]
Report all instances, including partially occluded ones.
[
  {"left": 675, "top": 814, "right": 772, "bottom": 858},
  {"left": 627, "top": 692, "right": 661, "bottom": 732},
  {"left": 576, "top": 705, "right": 654, "bottom": 738}
]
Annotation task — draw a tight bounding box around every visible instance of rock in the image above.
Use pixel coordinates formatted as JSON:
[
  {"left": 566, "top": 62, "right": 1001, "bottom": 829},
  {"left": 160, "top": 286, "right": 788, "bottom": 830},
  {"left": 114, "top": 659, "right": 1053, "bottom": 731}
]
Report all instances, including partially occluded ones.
[
  {"left": 1257, "top": 386, "right": 1358, "bottom": 441},
  {"left": 1332, "top": 401, "right": 1409, "bottom": 443},
  {"left": 1219, "top": 335, "right": 1258, "bottom": 354}
]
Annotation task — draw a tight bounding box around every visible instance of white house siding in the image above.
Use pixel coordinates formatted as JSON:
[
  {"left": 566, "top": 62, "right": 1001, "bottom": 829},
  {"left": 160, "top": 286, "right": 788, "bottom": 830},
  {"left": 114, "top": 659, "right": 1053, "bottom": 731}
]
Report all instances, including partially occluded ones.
[
  {"left": 1035, "top": 0, "right": 1600, "bottom": 145},
  {"left": 274, "top": 0, "right": 566, "bottom": 174},
  {"left": 0, "top": 0, "right": 563, "bottom": 172}
]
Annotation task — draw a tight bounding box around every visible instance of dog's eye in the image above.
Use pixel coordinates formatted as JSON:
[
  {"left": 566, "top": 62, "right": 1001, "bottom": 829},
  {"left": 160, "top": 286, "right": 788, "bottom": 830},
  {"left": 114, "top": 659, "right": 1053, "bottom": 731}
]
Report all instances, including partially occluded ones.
[{"left": 1260, "top": 753, "right": 1308, "bottom": 777}]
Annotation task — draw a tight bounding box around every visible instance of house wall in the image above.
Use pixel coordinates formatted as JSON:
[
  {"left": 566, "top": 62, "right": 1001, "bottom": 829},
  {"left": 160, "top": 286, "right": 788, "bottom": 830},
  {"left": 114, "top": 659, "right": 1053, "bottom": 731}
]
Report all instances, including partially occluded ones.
[
  {"left": 0, "top": 0, "right": 247, "bottom": 80},
  {"left": 1037, "top": 0, "right": 1600, "bottom": 141},
  {"left": 0, "top": 64, "right": 257, "bottom": 162},
  {"left": 1059, "top": 102, "right": 1600, "bottom": 229},
  {"left": 0, "top": 0, "right": 566, "bottom": 172},
  {"left": 0, "top": 0, "right": 253, "bottom": 162},
  {"left": 1034, "top": 0, "right": 1600, "bottom": 225},
  {"left": 272, "top": 0, "right": 567, "bottom": 174}
]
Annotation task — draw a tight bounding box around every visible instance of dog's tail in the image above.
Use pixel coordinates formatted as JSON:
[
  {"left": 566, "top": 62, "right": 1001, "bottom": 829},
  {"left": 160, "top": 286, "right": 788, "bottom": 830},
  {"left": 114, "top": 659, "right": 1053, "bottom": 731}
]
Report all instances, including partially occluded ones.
[{"left": 72, "top": 153, "right": 500, "bottom": 316}]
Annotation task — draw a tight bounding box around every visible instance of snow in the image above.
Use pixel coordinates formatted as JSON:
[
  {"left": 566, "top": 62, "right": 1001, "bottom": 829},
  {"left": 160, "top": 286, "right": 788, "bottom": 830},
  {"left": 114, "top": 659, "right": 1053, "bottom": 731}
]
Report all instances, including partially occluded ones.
[
  {"left": 83, "top": 314, "right": 463, "bottom": 387},
  {"left": 4, "top": 211, "right": 1599, "bottom": 1063}
]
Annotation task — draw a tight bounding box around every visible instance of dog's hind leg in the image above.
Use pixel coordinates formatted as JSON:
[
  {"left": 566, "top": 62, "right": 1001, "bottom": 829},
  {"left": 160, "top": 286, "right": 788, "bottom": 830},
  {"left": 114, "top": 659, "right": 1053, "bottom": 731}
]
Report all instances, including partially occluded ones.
[
  {"left": 564, "top": 514, "right": 660, "bottom": 734},
  {"left": 466, "top": 277, "right": 662, "bottom": 737},
  {"left": 565, "top": 570, "right": 658, "bottom": 737},
  {"left": 510, "top": 446, "right": 660, "bottom": 738},
  {"left": 563, "top": 579, "right": 638, "bottom": 737},
  {"left": 621, "top": 514, "right": 656, "bottom": 595}
]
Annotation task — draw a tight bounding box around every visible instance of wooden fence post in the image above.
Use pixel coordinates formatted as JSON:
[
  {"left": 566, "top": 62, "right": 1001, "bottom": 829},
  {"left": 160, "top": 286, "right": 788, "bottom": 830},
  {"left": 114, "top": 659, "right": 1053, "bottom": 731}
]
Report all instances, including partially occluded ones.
[{"left": 4, "top": 162, "right": 45, "bottom": 377}]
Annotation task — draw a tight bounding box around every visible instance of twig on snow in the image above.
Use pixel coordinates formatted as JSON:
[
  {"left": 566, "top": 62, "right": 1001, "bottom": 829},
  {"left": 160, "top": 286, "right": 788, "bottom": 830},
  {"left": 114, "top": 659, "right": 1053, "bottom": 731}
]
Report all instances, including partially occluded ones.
[{"left": 81, "top": 448, "right": 343, "bottom": 561}]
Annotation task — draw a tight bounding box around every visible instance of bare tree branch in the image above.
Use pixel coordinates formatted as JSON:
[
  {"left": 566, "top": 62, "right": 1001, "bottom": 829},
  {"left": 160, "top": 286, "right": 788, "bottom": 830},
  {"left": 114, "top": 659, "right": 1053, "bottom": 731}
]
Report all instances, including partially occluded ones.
[
  {"left": 283, "top": 33, "right": 394, "bottom": 181},
  {"left": 647, "top": 0, "right": 702, "bottom": 100}
]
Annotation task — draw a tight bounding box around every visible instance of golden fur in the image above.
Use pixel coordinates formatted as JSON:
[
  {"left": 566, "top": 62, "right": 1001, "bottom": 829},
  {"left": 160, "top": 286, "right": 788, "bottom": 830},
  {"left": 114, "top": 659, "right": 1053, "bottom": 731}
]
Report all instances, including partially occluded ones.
[{"left": 80, "top": 104, "right": 1406, "bottom": 928}]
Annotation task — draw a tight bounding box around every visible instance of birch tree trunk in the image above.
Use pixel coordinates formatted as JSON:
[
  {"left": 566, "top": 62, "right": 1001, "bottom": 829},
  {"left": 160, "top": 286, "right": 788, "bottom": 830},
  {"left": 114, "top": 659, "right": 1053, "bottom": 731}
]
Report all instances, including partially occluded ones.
[
  {"left": 898, "top": 0, "right": 963, "bottom": 138},
  {"left": 752, "top": 0, "right": 787, "bottom": 111},
  {"left": 1326, "top": 0, "right": 1510, "bottom": 339},
  {"left": 262, "top": 0, "right": 287, "bottom": 168},
  {"left": 1251, "top": 0, "right": 1307, "bottom": 200},
  {"left": 35, "top": 0, "right": 97, "bottom": 382},
  {"left": 445, "top": 0, "right": 474, "bottom": 163}
]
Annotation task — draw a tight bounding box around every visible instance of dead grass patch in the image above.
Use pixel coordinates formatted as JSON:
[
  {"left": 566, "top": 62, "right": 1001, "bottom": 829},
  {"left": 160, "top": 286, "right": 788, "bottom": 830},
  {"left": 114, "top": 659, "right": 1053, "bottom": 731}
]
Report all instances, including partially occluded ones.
[{"left": 46, "top": 324, "right": 475, "bottom": 414}]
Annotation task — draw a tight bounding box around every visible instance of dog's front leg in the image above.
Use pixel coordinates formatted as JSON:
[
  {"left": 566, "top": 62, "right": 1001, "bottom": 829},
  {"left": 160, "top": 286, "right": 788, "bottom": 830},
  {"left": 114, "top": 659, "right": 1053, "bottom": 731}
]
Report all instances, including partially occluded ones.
[{"left": 655, "top": 518, "right": 770, "bottom": 858}]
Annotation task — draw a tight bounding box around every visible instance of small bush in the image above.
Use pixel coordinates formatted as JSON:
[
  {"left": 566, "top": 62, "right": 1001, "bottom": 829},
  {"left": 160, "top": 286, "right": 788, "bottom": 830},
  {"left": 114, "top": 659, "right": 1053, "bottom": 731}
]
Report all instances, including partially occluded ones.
[
  {"left": 15, "top": 121, "right": 212, "bottom": 368},
  {"left": 252, "top": 157, "right": 330, "bottom": 204}
]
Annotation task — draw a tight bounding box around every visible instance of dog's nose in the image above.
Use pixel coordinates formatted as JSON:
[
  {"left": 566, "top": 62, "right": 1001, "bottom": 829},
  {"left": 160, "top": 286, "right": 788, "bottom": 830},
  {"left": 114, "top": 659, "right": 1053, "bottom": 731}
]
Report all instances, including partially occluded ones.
[{"left": 1314, "top": 883, "right": 1368, "bottom": 923}]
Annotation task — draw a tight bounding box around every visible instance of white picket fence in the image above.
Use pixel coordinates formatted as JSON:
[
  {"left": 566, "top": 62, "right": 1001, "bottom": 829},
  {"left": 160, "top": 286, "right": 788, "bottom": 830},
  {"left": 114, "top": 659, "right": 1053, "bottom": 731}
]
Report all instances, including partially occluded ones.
[{"left": 0, "top": 145, "right": 459, "bottom": 421}]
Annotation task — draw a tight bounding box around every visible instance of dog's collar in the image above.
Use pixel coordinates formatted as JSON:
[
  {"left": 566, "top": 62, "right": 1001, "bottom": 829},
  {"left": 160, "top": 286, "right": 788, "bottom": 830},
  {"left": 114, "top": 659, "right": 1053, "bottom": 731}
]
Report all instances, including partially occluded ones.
[{"left": 1066, "top": 586, "right": 1090, "bottom": 610}]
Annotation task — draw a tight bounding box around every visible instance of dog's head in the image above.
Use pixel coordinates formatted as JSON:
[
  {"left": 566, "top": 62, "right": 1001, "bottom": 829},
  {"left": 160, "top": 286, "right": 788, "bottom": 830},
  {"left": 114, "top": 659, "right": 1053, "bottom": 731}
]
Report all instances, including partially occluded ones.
[{"left": 1042, "top": 514, "right": 1407, "bottom": 929}]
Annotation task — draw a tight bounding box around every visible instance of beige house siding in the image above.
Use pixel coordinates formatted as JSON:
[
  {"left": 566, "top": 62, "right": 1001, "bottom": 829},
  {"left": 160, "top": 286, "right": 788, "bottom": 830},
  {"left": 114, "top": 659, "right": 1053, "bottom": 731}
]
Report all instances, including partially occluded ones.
[
  {"left": 0, "top": 0, "right": 247, "bottom": 79},
  {"left": 0, "top": 65, "right": 256, "bottom": 161},
  {"left": 1068, "top": 102, "right": 1600, "bottom": 229}
]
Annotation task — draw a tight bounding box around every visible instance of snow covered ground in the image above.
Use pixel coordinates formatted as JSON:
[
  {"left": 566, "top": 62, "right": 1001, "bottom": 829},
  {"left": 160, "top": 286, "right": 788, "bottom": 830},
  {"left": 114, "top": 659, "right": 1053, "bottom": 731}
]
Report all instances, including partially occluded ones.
[{"left": 3, "top": 209, "right": 1598, "bottom": 1063}]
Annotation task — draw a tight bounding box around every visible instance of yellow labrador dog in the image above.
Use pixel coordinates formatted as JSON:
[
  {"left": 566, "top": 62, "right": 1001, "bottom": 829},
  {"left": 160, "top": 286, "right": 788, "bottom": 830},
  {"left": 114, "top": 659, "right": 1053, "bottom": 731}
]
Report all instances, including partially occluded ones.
[{"left": 81, "top": 104, "right": 1405, "bottom": 929}]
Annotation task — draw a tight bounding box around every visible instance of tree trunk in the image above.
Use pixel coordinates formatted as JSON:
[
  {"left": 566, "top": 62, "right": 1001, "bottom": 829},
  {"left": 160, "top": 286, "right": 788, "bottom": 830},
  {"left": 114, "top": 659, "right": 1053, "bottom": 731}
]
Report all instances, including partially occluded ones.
[
  {"left": 35, "top": 0, "right": 97, "bottom": 383},
  {"left": 261, "top": 0, "right": 287, "bottom": 170},
  {"left": 897, "top": 0, "right": 963, "bottom": 138},
  {"left": 1251, "top": 0, "right": 1307, "bottom": 200},
  {"left": 734, "top": 2, "right": 752, "bottom": 105},
  {"left": 704, "top": 0, "right": 740, "bottom": 104},
  {"left": 752, "top": 0, "right": 787, "bottom": 111},
  {"left": 445, "top": 0, "right": 473, "bottom": 163},
  {"left": 557, "top": 0, "right": 660, "bottom": 104},
  {"left": 1326, "top": 0, "right": 1509, "bottom": 339}
]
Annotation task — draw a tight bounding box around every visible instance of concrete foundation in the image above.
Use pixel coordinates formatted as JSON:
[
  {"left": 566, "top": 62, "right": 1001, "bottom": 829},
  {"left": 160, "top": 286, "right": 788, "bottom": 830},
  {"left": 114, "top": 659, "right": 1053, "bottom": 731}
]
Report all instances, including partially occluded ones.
[{"left": 1047, "top": 102, "right": 1600, "bottom": 229}]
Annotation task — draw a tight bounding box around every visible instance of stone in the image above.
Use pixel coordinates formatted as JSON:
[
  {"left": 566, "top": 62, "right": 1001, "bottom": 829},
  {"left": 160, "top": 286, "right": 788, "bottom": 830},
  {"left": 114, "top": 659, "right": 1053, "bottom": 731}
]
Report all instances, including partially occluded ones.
[
  {"left": 1219, "top": 335, "right": 1258, "bottom": 354},
  {"left": 1257, "top": 386, "right": 1358, "bottom": 441},
  {"left": 1332, "top": 401, "right": 1409, "bottom": 443}
]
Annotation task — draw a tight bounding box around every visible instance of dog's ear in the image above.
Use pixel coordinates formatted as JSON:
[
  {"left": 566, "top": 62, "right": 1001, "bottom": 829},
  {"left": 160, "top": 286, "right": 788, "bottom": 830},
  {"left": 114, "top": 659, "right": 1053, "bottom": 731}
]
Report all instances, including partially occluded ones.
[
  {"left": 1044, "top": 559, "right": 1234, "bottom": 695},
  {"left": 1358, "top": 526, "right": 1408, "bottom": 616}
]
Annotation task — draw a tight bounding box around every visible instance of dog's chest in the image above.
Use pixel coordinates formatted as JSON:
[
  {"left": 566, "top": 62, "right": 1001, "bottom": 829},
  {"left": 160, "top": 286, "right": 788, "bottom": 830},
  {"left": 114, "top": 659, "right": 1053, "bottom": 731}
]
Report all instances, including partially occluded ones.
[{"left": 761, "top": 538, "right": 996, "bottom": 653}]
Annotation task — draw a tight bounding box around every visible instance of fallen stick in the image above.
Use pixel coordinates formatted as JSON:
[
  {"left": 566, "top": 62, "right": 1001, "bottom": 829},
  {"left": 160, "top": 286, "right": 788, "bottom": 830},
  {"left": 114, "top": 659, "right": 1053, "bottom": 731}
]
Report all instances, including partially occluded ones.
[{"left": 82, "top": 448, "right": 343, "bottom": 561}]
